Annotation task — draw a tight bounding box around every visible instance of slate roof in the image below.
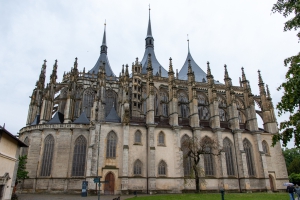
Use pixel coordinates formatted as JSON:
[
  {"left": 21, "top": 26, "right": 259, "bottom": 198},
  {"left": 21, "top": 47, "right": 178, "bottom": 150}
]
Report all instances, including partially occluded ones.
[
  {"left": 31, "top": 114, "right": 40, "bottom": 125},
  {"left": 73, "top": 112, "right": 90, "bottom": 124},
  {"left": 140, "top": 10, "right": 168, "bottom": 78},
  {"left": 48, "top": 112, "right": 64, "bottom": 124},
  {"left": 105, "top": 106, "right": 121, "bottom": 123},
  {"left": 88, "top": 26, "right": 116, "bottom": 79},
  {"left": 178, "top": 52, "right": 208, "bottom": 82}
]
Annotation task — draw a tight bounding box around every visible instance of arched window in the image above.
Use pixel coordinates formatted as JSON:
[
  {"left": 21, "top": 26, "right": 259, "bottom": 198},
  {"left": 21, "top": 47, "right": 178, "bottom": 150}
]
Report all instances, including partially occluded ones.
[
  {"left": 58, "top": 88, "right": 68, "bottom": 113},
  {"left": 106, "top": 132, "right": 117, "bottom": 158},
  {"left": 40, "top": 135, "right": 54, "bottom": 176},
  {"left": 72, "top": 136, "right": 87, "bottom": 176},
  {"left": 223, "top": 138, "right": 235, "bottom": 176},
  {"left": 198, "top": 106, "right": 210, "bottom": 120},
  {"left": 133, "top": 159, "right": 142, "bottom": 175},
  {"left": 181, "top": 135, "right": 192, "bottom": 176},
  {"left": 22, "top": 137, "right": 30, "bottom": 156},
  {"left": 134, "top": 130, "right": 142, "bottom": 144},
  {"left": 178, "top": 92, "right": 189, "bottom": 118},
  {"left": 238, "top": 111, "right": 245, "bottom": 123},
  {"left": 262, "top": 140, "right": 269, "bottom": 155},
  {"left": 243, "top": 139, "right": 255, "bottom": 176},
  {"left": 219, "top": 109, "right": 227, "bottom": 122},
  {"left": 105, "top": 90, "right": 117, "bottom": 117},
  {"left": 160, "top": 91, "right": 168, "bottom": 117},
  {"left": 158, "top": 132, "right": 165, "bottom": 145},
  {"left": 83, "top": 89, "right": 95, "bottom": 119},
  {"left": 158, "top": 160, "right": 167, "bottom": 175},
  {"left": 204, "top": 146, "right": 214, "bottom": 176}
]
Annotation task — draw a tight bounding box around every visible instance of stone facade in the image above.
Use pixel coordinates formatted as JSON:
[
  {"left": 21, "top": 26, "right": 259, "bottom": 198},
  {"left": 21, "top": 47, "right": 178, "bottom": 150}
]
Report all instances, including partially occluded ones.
[{"left": 18, "top": 13, "right": 288, "bottom": 194}]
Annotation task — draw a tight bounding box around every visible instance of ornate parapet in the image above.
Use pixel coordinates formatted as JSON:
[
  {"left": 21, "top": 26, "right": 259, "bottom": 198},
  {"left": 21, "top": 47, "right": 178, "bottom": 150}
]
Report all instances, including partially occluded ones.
[{"left": 19, "top": 123, "right": 90, "bottom": 134}]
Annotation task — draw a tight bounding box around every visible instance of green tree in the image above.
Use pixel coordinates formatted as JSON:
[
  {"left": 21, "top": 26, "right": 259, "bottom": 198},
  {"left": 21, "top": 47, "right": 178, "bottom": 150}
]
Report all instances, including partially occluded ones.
[
  {"left": 272, "top": 0, "right": 300, "bottom": 148},
  {"left": 288, "top": 157, "right": 300, "bottom": 174},
  {"left": 282, "top": 148, "right": 300, "bottom": 170},
  {"left": 289, "top": 173, "right": 300, "bottom": 185},
  {"left": 13, "top": 155, "right": 29, "bottom": 194}
]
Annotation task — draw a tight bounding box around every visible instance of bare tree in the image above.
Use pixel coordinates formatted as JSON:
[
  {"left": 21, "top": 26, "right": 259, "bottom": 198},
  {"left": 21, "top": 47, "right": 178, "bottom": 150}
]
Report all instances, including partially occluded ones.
[{"left": 181, "top": 135, "right": 222, "bottom": 193}]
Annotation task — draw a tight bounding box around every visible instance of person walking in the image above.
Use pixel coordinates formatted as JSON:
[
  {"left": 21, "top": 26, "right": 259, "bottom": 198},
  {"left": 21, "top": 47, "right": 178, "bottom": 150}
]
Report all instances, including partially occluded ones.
[
  {"left": 287, "top": 183, "right": 296, "bottom": 200},
  {"left": 295, "top": 185, "right": 300, "bottom": 200}
]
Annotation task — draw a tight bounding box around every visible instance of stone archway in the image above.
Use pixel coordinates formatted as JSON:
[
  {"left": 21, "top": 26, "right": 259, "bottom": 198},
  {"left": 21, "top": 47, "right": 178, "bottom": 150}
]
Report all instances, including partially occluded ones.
[
  {"left": 269, "top": 174, "right": 276, "bottom": 191},
  {"left": 104, "top": 172, "right": 115, "bottom": 195}
]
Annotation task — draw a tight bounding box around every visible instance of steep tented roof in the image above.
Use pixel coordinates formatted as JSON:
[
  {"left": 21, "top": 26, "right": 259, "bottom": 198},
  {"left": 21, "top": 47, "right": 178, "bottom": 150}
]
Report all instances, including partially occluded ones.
[
  {"left": 48, "top": 112, "right": 64, "bottom": 124},
  {"left": 178, "top": 52, "right": 207, "bottom": 83},
  {"left": 105, "top": 106, "right": 121, "bottom": 123},
  {"left": 88, "top": 25, "right": 116, "bottom": 79},
  {"left": 73, "top": 112, "right": 90, "bottom": 124},
  {"left": 140, "top": 9, "right": 168, "bottom": 77},
  {"left": 31, "top": 114, "right": 40, "bottom": 125}
]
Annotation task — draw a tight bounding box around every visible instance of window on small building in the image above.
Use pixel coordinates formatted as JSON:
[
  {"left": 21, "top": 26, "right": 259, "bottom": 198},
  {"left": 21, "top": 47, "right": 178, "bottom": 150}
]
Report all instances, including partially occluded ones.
[
  {"left": 40, "top": 135, "right": 54, "bottom": 176},
  {"left": 223, "top": 138, "right": 235, "bottom": 176},
  {"left": 158, "top": 132, "right": 165, "bottom": 145},
  {"left": 134, "top": 159, "right": 142, "bottom": 175},
  {"left": 158, "top": 161, "right": 167, "bottom": 175},
  {"left": 72, "top": 136, "right": 87, "bottom": 176},
  {"left": 135, "top": 131, "right": 142, "bottom": 143},
  {"left": 243, "top": 139, "right": 255, "bottom": 176},
  {"left": 106, "top": 131, "right": 117, "bottom": 158}
]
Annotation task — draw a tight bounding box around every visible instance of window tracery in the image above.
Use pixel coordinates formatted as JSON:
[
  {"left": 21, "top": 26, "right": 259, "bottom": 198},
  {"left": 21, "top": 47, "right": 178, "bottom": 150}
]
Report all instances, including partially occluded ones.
[
  {"left": 83, "top": 89, "right": 95, "bottom": 118},
  {"left": 243, "top": 139, "right": 255, "bottom": 176},
  {"left": 223, "top": 138, "right": 235, "bottom": 176},
  {"left": 40, "top": 135, "right": 54, "bottom": 176},
  {"left": 133, "top": 159, "right": 142, "bottom": 175},
  {"left": 178, "top": 92, "right": 189, "bottom": 118},
  {"left": 219, "top": 109, "right": 227, "bottom": 122},
  {"left": 106, "top": 132, "right": 117, "bottom": 158},
  {"left": 72, "top": 135, "right": 87, "bottom": 176},
  {"left": 134, "top": 130, "right": 142, "bottom": 143},
  {"left": 105, "top": 90, "right": 117, "bottom": 117},
  {"left": 160, "top": 91, "right": 168, "bottom": 117},
  {"left": 181, "top": 135, "right": 192, "bottom": 176},
  {"left": 158, "top": 160, "right": 167, "bottom": 175},
  {"left": 262, "top": 140, "right": 269, "bottom": 155},
  {"left": 158, "top": 132, "right": 165, "bottom": 145}
]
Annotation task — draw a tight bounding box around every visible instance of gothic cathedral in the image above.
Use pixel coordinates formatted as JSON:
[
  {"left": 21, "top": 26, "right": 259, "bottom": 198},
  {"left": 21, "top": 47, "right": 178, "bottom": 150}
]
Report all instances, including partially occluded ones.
[{"left": 18, "top": 12, "right": 288, "bottom": 194}]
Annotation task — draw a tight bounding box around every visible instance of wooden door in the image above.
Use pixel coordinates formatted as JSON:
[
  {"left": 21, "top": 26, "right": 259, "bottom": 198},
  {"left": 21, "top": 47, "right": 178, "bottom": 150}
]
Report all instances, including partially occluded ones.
[
  {"left": 104, "top": 172, "right": 115, "bottom": 195},
  {"left": 269, "top": 174, "right": 275, "bottom": 191}
]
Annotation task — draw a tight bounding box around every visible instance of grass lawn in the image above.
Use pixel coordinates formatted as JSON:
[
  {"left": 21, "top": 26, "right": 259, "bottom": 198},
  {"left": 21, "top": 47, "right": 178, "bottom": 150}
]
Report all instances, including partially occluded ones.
[{"left": 127, "top": 193, "right": 289, "bottom": 200}]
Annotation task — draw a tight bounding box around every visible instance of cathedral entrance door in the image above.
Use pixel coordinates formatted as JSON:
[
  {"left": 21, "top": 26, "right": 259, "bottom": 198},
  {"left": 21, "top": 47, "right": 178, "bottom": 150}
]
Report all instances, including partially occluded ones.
[{"left": 104, "top": 172, "right": 115, "bottom": 195}]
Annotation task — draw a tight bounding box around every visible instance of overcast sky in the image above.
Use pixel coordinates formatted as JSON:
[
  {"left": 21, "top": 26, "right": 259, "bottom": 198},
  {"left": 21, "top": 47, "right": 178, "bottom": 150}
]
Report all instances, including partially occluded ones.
[{"left": 0, "top": 1, "right": 298, "bottom": 147}]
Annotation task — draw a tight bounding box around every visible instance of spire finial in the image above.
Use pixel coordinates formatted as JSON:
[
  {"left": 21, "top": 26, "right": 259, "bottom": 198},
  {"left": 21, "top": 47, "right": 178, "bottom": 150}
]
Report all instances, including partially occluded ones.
[
  {"left": 169, "top": 57, "right": 173, "bottom": 73},
  {"left": 188, "top": 59, "right": 192, "bottom": 74},
  {"left": 187, "top": 34, "right": 190, "bottom": 53},
  {"left": 146, "top": 5, "right": 153, "bottom": 38},
  {"left": 258, "top": 70, "right": 263, "bottom": 84},
  {"left": 224, "top": 64, "right": 229, "bottom": 79},
  {"left": 241, "top": 67, "right": 247, "bottom": 81},
  {"left": 101, "top": 20, "right": 107, "bottom": 54},
  {"left": 207, "top": 61, "right": 211, "bottom": 76}
]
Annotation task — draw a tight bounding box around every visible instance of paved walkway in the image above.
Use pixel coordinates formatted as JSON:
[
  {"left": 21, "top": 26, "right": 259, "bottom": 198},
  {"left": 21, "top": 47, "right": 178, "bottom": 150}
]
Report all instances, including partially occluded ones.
[{"left": 18, "top": 193, "right": 137, "bottom": 200}]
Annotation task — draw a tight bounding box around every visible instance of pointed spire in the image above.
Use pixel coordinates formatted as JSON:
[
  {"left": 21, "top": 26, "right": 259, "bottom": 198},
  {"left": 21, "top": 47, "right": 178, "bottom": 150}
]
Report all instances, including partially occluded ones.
[
  {"left": 125, "top": 64, "right": 129, "bottom": 77},
  {"left": 101, "top": 21, "right": 108, "bottom": 54},
  {"left": 187, "top": 34, "right": 190, "bottom": 53},
  {"left": 102, "top": 20, "right": 107, "bottom": 45},
  {"left": 258, "top": 70, "right": 264, "bottom": 85},
  {"left": 147, "top": 53, "right": 153, "bottom": 71},
  {"left": 74, "top": 57, "right": 78, "bottom": 69},
  {"left": 188, "top": 59, "right": 192, "bottom": 74},
  {"left": 241, "top": 67, "right": 247, "bottom": 81},
  {"left": 266, "top": 84, "right": 271, "bottom": 98},
  {"left": 50, "top": 60, "right": 58, "bottom": 84},
  {"left": 207, "top": 61, "right": 211, "bottom": 76},
  {"left": 147, "top": 5, "right": 152, "bottom": 38},
  {"left": 168, "top": 57, "right": 173, "bottom": 73},
  {"left": 224, "top": 64, "right": 229, "bottom": 79}
]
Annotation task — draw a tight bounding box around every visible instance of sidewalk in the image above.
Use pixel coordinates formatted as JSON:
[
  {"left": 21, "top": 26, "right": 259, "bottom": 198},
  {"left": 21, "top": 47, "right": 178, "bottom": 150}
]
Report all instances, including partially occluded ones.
[{"left": 18, "top": 193, "right": 136, "bottom": 200}]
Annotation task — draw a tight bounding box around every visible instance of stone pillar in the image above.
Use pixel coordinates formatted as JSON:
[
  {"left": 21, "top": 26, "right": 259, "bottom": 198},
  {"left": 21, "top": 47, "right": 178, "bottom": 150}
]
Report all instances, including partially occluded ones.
[
  {"left": 147, "top": 124, "right": 156, "bottom": 193},
  {"left": 121, "top": 125, "right": 129, "bottom": 193}
]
